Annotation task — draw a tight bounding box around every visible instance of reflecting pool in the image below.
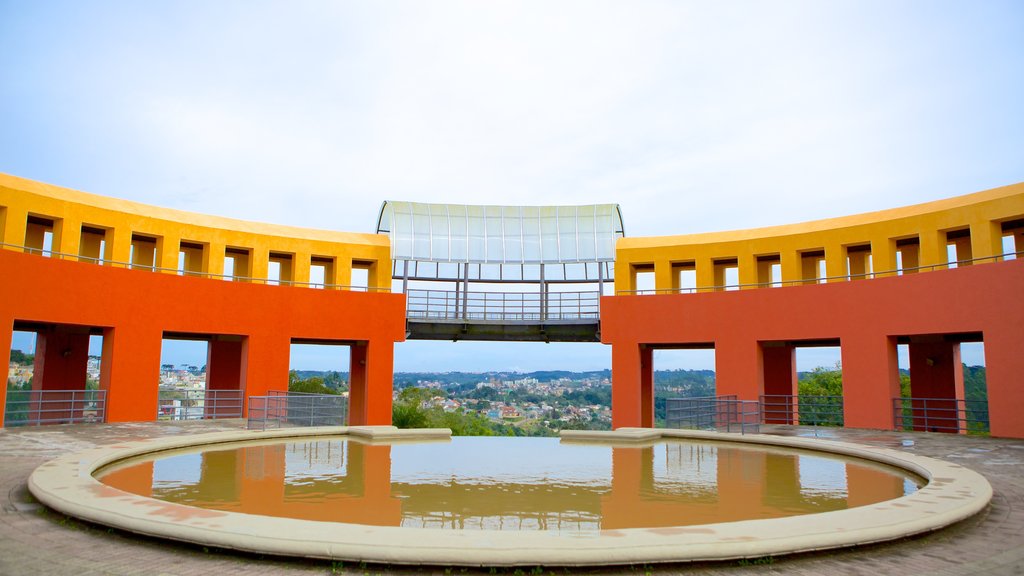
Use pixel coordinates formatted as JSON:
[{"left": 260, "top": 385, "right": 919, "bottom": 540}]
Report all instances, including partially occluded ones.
[{"left": 96, "top": 436, "right": 921, "bottom": 532}]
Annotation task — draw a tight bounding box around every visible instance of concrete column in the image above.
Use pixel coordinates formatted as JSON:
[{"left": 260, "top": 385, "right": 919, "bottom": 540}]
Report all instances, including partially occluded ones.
[
  {"left": 761, "top": 343, "right": 796, "bottom": 424},
  {"left": 205, "top": 242, "right": 226, "bottom": 277},
  {"left": 157, "top": 235, "right": 180, "bottom": 273},
  {"left": 908, "top": 340, "right": 961, "bottom": 433},
  {"left": 100, "top": 325, "right": 162, "bottom": 422},
  {"left": 919, "top": 229, "right": 945, "bottom": 269},
  {"left": 737, "top": 253, "right": 758, "bottom": 290},
  {"left": 715, "top": 337, "right": 761, "bottom": 401},
  {"left": 0, "top": 317, "right": 12, "bottom": 427},
  {"left": 611, "top": 342, "right": 644, "bottom": 429},
  {"left": 250, "top": 246, "right": 270, "bottom": 283},
  {"left": 694, "top": 257, "right": 715, "bottom": 293},
  {"left": 30, "top": 328, "right": 91, "bottom": 424},
  {"left": 970, "top": 220, "right": 1003, "bottom": 262},
  {"left": 349, "top": 343, "right": 368, "bottom": 425},
  {"left": 654, "top": 260, "right": 674, "bottom": 292},
  {"left": 293, "top": 253, "right": 312, "bottom": 285},
  {"left": 32, "top": 328, "right": 90, "bottom": 391},
  {"left": 779, "top": 250, "right": 801, "bottom": 286},
  {"left": 1, "top": 206, "right": 27, "bottom": 249},
  {"left": 240, "top": 332, "right": 289, "bottom": 404},
  {"left": 108, "top": 227, "right": 132, "bottom": 268},
  {"left": 56, "top": 217, "right": 81, "bottom": 259},
  {"left": 207, "top": 338, "right": 244, "bottom": 418},
  {"left": 640, "top": 346, "right": 654, "bottom": 427},
  {"left": 985, "top": 325, "right": 1024, "bottom": 439},
  {"left": 349, "top": 341, "right": 394, "bottom": 426},
  {"left": 841, "top": 334, "right": 900, "bottom": 430},
  {"left": 825, "top": 244, "right": 846, "bottom": 282},
  {"left": 336, "top": 257, "right": 353, "bottom": 289},
  {"left": 872, "top": 238, "right": 898, "bottom": 277}
]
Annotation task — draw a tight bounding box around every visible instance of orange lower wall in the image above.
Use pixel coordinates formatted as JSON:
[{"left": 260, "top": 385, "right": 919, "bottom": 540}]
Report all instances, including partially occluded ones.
[
  {"left": 601, "top": 259, "right": 1024, "bottom": 438},
  {"left": 0, "top": 250, "right": 406, "bottom": 426}
]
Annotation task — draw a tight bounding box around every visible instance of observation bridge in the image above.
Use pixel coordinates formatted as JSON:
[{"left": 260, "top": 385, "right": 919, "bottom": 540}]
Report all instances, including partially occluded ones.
[{"left": 375, "top": 202, "right": 623, "bottom": 342}]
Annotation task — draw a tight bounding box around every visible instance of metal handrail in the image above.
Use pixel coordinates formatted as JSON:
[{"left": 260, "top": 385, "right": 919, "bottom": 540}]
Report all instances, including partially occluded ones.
[
  {"left": 405, "top": 289, "right": 601, "bottom": 322},
  {"left": 665, "top": 395, "right": 760, "bottom": 434},
  {"left": 619, "top": 250, "right": 1023, "bottom": 295},
  {"left": 0, "top": 242, "right": 390, "bottom": 292},
  {"left": 157, "top": 388, "right": 243, "bottom": 420},
  {"left": 3, "top": 389, "right": 107, "bottom": 426},
  {"left": 760, "top": 394, "right": 844, "bottom": 427},
  {"left": 247, "top": 391, "right": 347, "bottom": 431},
  {"left": 892, "top": 396, "right": 989, "bottom": 434}
]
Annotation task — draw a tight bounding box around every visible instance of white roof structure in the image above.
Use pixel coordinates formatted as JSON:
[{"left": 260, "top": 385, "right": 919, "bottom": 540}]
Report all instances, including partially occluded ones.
[{"left": 376, "top": 202, "right": 624, "bottom": 265}]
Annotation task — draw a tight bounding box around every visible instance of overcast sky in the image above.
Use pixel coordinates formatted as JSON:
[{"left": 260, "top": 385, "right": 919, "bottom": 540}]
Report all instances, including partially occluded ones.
[{"left": 2, "top": 1, "right": 1021, "bottom": 371}]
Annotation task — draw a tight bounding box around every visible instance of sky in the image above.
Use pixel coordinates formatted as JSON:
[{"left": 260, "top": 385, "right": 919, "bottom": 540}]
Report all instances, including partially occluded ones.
[{"left": 2, "top": 1, "right": 1022, "bottom": 372}]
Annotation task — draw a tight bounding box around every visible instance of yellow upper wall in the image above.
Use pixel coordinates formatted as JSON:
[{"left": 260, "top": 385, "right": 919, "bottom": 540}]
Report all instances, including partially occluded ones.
[
  {"left": 616, "top": 182, "right": 1024, "bottom": 293},
  {"left": 0, "top": 172, "right": 392, "bottom": 289}
]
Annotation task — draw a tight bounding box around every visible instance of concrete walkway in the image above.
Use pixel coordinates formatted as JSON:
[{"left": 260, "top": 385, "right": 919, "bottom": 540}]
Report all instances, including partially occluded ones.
[{"left": 1, "top": 421, "right": 1022, "bottom": 576}]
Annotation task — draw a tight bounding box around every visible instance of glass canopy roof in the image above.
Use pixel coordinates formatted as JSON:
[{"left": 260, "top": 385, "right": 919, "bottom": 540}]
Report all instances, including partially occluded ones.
[{"left": 376, "top": 202, "right": 625, "bottom": 265}]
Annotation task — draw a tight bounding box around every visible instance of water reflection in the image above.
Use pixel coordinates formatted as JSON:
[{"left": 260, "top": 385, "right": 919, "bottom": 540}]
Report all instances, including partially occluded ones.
[{"left": 98, "top": 437, "right": 918, "bottom": 532}]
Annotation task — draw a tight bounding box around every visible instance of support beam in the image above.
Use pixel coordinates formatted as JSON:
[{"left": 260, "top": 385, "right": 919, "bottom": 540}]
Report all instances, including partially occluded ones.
[
  {"left": 761, "top": 343, "right": 796, "bottom": 424},
  {"left": 611, "top": 342, "right": 644, "bottom": 429},
  {"left": 841, "top": 334, "right": 900, "bottom": 430},
  {"left": 101, "top": 325, "right": 162, "bottom": 422},
  {"left": 908, "top": 340, "right": 962, "bottom": 433}
]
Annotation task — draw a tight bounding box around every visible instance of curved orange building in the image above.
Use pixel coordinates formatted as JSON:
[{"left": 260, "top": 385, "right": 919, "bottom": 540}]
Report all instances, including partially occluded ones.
[{"left": 2, "top": 173, "right": 1022, "bottom": 437}]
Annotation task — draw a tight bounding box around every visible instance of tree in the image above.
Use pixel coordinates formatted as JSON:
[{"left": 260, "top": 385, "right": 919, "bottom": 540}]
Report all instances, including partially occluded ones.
[
  {"left": 9, "top": 350, "right": 33, "bottom": 366},
  {"left": 288, "top": 376, "right": 338, "bottom": 395}
]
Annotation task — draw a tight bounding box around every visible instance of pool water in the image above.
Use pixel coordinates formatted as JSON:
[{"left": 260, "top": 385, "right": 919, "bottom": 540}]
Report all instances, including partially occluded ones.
[{"left": 96, "top": 436, "right": 920, "bottom": 532}]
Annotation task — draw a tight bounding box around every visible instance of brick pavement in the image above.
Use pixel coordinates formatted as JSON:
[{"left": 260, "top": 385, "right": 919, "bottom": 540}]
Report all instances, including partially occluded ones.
[{"left": 1, "top": 421, "right": 1022, "bottom": 576}]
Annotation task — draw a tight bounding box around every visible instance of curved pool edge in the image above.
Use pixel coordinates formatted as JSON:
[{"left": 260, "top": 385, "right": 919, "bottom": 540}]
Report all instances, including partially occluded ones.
[{"left": 28, "top": 426, "right": 992, "bottom": 567}]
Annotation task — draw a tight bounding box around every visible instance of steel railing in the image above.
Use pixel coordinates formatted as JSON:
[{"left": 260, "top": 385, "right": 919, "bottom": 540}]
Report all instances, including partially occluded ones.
[
  {"left": 247, "top": 390, "right": 348, "bottom": 431},
  {"left": 157, "top": 388, "right": 244, "bottom": 420},
  {"left": 405, "top": 289, "right": 601, "bottom": 322},
  {"left": 3, "top": 389, "right": 107, "bottom": 426},
  {"left": 892, "top": 397, "right": 990, "bottom": 434},
  {"left": 665, "top": 395, "right": 760, "bottom": 434},
  {"left": 760, "top": 394, "right": 844, "bottom": 427},
  {"left": 0, "top": 242, "right": 388, "bottom": 292},
  {"left": 619, "top": 251, "right": 1023, "bottom": 295}
]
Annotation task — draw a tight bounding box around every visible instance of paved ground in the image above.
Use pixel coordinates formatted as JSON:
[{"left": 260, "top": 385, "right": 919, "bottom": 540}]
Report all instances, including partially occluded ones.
[{"left": 1, "top": 420, "right": 1022, "bottom": 576}]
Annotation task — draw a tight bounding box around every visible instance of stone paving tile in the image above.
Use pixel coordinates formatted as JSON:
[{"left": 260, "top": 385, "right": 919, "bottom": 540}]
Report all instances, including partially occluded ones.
[{"left": 1, "top": 421, "right": 1023, "bottom": 576}]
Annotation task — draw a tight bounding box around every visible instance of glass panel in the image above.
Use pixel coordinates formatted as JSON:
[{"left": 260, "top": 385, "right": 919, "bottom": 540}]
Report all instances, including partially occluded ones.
[
  {"left": 412, "top": 203, "right": 431, "bottom": 260},
  {"left": 577, "top": 205, "right": 596, "bottom": 261},
  {"left": 449, "top": 205, "right": 468, "bottom": 261},
  {"left": 540, "top": 207, "right": 559, "bottom": 262},
  {"left": 558, "top": 207, "right": 578, "bottom": 261},
  {"left": 521, "top": 206, "right": 541, "bottom": 263},
  {"left": 430, "top": 205, "right": 449, "bottom": 261},
  {"left": 503, "top": 207, "right": 523, "bottom": 262},
  {"left": 486, "top": 206, "right": 504, "bottom": 262},
  {"left": 394, "top": 204, "right": 414, "bottom": 260},
  {"left": 467, "top": 206, "right": 485, "bottom": 262}
]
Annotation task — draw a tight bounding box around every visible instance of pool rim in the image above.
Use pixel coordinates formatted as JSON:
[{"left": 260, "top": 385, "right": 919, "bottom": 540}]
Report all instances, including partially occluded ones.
[{"left": 28, "top": 426, "right": 992, "bottom": 566}]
